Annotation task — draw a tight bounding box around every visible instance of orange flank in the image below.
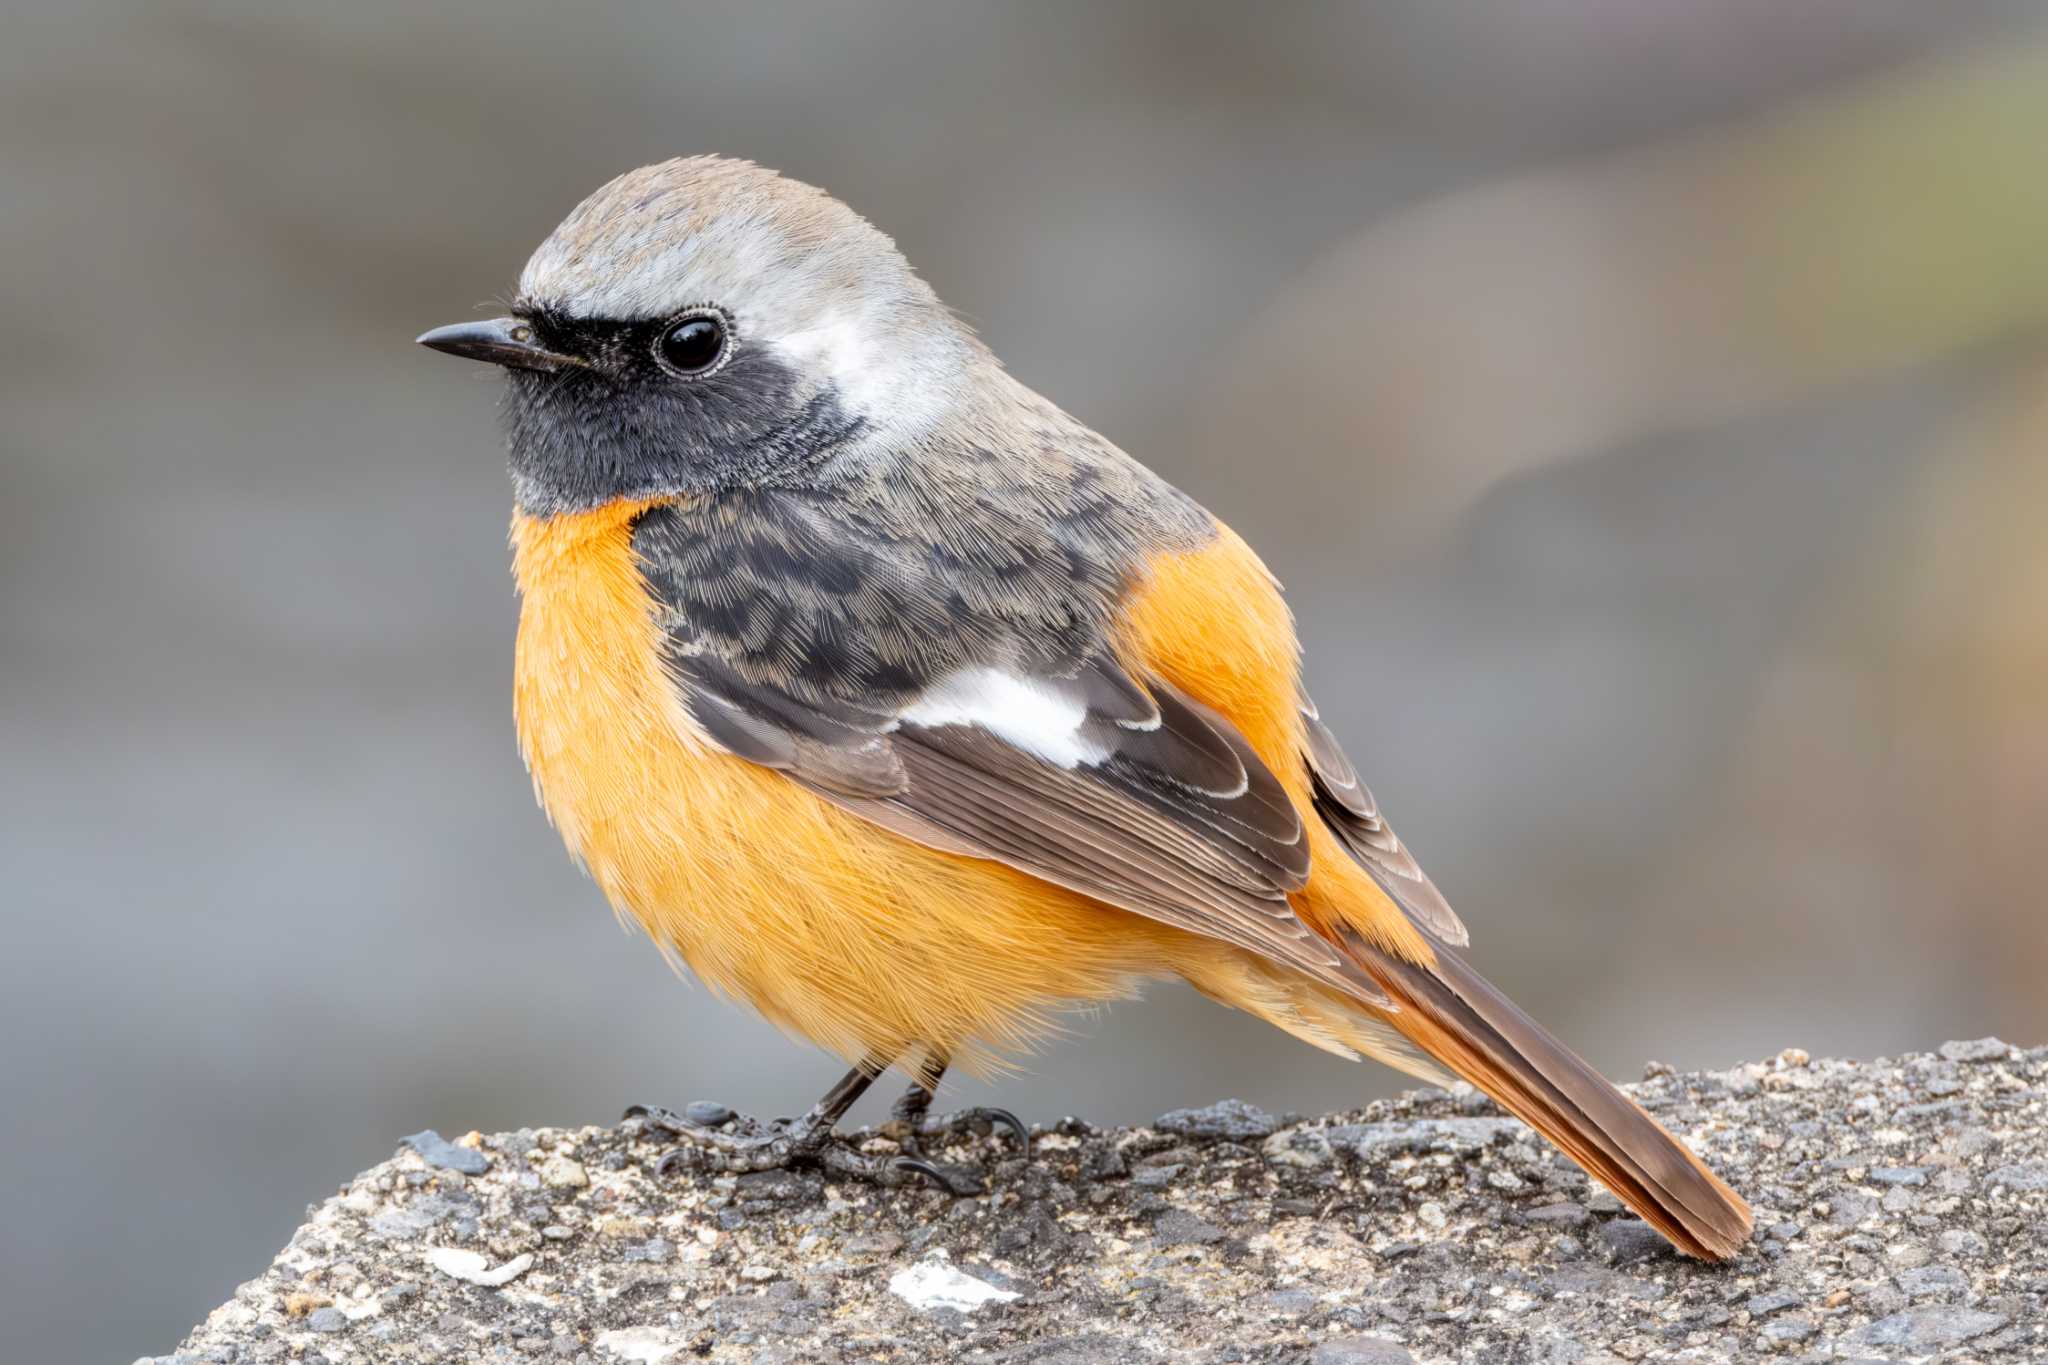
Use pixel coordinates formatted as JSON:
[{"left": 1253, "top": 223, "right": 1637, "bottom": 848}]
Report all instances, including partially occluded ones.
[{"left": 1118, "top": 524, "right": 1435, "bottom": 968}]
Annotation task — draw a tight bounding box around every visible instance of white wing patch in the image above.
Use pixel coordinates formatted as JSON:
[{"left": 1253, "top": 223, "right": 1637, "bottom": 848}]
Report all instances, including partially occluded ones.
[{"left": 899, "top": 667, "right": 1110, "bottom": 768}]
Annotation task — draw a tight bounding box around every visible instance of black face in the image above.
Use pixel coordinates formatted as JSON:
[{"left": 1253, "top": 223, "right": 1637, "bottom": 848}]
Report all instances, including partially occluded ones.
[{"left": 500, "top": 304, "right": 867, "bottom": 516}]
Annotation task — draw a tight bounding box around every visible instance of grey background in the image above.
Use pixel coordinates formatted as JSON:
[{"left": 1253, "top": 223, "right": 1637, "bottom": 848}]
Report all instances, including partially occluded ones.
[{"left": 6, "top": 5, "right": 2048, "bottom": 1362}]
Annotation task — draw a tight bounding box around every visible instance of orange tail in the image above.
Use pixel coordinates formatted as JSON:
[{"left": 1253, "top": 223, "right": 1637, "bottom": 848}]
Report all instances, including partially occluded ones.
[{"left": 1360, "top": 941, "right": 1752, "bottom": 1260}]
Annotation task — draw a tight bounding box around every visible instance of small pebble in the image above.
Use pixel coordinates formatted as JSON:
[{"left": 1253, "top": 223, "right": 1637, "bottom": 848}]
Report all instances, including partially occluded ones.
[
  {"left": 620, "top": 1238, "right": 671, "bottom": 1264},
  {"left": 1154, "top": 1099, "right": 1280, "bottom": 1142},
  {"left": 685, "top": 1101, "right": 736, "bottom": 1126},
  {"left": 1759, "top": 1313, "right": 1816, "bottom": 1347},
  {"left": 402, "top": 1130, "right": 490, "bottom": 1176}
]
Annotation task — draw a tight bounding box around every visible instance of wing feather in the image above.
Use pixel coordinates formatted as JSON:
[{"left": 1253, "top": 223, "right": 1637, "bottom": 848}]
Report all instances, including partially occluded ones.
[
  {"left": 663, "top": 647, "right": 1390, "bottom": 1006},
  {"left": 1300, "top": 696, "right": 1469, "bottom": 946}
]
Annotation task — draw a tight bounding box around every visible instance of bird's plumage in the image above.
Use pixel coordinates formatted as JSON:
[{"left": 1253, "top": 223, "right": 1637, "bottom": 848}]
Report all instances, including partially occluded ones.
[{"left": 451, "top": 155, "right": 1752, "bottom": 1259}]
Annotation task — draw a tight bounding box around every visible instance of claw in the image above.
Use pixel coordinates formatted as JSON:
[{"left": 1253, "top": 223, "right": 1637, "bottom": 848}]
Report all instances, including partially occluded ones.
[
  {"left": 892, "top": 1154, "right": 983, "bottom": 1196},
  {"left": 980, "top": 1107, "right": 1030, "bottom": 1150},
  {"left": 913, "top": 1106, "right": 1030, "bottom": 1151}
]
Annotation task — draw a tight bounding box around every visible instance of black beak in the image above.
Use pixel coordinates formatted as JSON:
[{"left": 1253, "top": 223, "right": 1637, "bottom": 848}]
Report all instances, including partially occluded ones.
[{"left": 415, "top": 317, "right": 580, "bottom": 373}]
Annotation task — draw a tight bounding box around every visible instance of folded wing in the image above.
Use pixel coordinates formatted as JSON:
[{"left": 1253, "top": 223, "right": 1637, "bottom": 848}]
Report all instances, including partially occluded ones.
[{"left": 665, "top": 645, "right": 1392, "bottom": 1007}]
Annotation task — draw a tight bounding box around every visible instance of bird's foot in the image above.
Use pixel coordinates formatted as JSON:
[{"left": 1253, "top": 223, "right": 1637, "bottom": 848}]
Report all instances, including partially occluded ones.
[
  {"left": 621, "top": 1102, "right": 982, "bottom": 1194},
  {"left": 881, "top": 1083, "right": 1029, "bottom": 1193},
  {"left": 891, "top": 1106, "right": 1030, "bottom": 1163}
]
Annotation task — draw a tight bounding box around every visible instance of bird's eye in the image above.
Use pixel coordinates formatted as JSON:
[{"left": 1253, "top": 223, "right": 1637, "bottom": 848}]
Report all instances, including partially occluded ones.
[{"left": 656, "top": 312, "right": 728, "bottom": 376}]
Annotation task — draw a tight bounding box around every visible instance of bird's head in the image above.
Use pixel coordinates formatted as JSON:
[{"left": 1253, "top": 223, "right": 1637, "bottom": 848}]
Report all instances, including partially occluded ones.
[{"left": 419, "top": 156, "right": 977, "bottom": 515}]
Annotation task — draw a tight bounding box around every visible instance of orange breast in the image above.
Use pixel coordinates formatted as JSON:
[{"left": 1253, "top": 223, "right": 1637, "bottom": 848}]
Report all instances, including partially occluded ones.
[{"left": 508, "top": 501, "right": 1200, "bottom": 1075}]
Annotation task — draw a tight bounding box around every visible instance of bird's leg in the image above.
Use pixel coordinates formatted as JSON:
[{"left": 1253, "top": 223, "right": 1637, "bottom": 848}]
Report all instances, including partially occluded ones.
[
  {"left": 887, "top": 1056, "right": 1030, "bottom": 1161},
  {"left": 625, "top": 1060, "right": 981, "bottom": 1193}
]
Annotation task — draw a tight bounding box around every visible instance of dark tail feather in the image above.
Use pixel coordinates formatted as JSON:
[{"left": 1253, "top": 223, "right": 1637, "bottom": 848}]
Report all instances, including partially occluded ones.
[{"left": 1361, "top": 941, "right": 1752, "bottom": 1260}]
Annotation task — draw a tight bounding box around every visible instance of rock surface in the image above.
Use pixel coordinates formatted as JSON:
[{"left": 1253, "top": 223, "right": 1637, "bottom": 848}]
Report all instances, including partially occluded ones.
[{"left": 153, "top": 1043, "right": 2048, "bottom": 1363}]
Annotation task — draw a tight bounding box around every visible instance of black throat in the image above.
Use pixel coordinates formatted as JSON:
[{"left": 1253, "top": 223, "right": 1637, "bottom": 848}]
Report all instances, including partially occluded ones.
[{"left": 501, "top": 311, "right": 868, "bottom": 517}]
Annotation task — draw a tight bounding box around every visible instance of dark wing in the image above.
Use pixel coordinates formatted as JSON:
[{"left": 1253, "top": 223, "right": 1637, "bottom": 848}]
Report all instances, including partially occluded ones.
[
  {"left": 667, "top": 648, "right": 1391, "bottom": 1005},
  {"left": 1299, "top": 694, "right": 1470, "bottom": 946}
]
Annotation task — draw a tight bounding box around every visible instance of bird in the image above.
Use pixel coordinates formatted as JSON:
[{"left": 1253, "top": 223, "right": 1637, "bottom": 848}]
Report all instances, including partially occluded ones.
[{"left": 416, "top": 155, "right": 1752, "bottom": 1259}]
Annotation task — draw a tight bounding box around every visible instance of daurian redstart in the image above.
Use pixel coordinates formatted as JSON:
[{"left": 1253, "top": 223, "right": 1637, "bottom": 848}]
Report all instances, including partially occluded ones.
[{"left": 418, "top": 156, "right": 1750, "bottom": 1259}]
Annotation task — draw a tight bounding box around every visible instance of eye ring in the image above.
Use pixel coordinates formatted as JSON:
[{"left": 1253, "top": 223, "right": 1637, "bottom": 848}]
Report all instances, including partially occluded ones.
[{"left": 654, "top": 307, "right": 732, "bottom": 378}]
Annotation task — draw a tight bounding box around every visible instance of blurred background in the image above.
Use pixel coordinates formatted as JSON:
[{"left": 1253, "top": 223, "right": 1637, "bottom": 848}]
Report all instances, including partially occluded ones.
[{"left": 6, "top": 3, "right": 2048, "bottom": 1360}]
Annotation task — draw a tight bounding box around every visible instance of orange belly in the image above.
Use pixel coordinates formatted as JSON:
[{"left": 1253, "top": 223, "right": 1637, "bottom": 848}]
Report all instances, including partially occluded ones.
[{"left": 509, "top": 500, "right": 1425, "bottom": 1076}]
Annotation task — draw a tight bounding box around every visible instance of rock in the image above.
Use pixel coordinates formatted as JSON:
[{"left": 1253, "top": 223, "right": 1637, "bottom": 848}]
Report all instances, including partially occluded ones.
[
  {"left": 1826, "top": 1188, "right": 1879, "bottom": 1227},
  {"left": 1844, "top": 1306, "right": 2010, "bottom": 1350},
  {"left": 1939, "top": 1038, "right": 2012, "bottom": 1063},
  {"left": 1154, "top": 1098, "right": 1279, "bottom": 1141},
  {"left": 845, "top": 1231, "right": 904, "bottom": 1257},
  {"left": 1350, "top": 1117, "right": 1521, "bottom": 1157},
  {"left": 1153, "top": 1208, "right": 1226, "bottom": 1246},
  {"left": 1262, "top": 1125, "right": 1337, "bottom": 1170},
  {"left": 402, "top": 1129, "right": 491, "bottom": 1175},
  {"left": 1939, "top": 1227, "right": 1988, "bottom": 1257},
  {"left": 619, "top": 1237, "right": 670, "bottom": 1263},
  {"left": 1896, "top": 1264, "right": 1967, "bottom": 1298},
  {"left": 1310, "top": 1338, "right": 1414, "bottom": 1364},
  {"left": 1260, "top": 1288, "right": 1317, "bottom": 1317},
  {"left": 153, "top": 1044, "right": 2048, "bottom": 1364},
  {"left": 1759, "top": 1313, "right": 1816, "bottom": 1347},
  {"left": 1525, "top": 1201, "right": 1588, "bottom": 1228},
  {"left": 1596, "top": 1219, "right": 1669, "bottom": 1266},
  {"left": 1987, "top": 1160, "right": 2048, "bottom": 1191}
]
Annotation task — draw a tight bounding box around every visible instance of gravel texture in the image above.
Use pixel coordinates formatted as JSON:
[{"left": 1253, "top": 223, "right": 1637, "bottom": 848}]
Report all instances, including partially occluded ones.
[{"left": 151, "top": 1042, "right": 2048, "bottom": 1363}]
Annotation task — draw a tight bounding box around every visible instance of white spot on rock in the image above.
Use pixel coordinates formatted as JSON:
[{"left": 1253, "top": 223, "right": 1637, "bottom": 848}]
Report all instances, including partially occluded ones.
[
  {"left": 423, "top": 1246, "right": 534, "bottom": 1287},
  {"left": 593, "top": 1325, "right": 692, "bottom": 1363},
  {"left": 887, "top": 1250, "right": 1019, "bottom": 1313}
]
